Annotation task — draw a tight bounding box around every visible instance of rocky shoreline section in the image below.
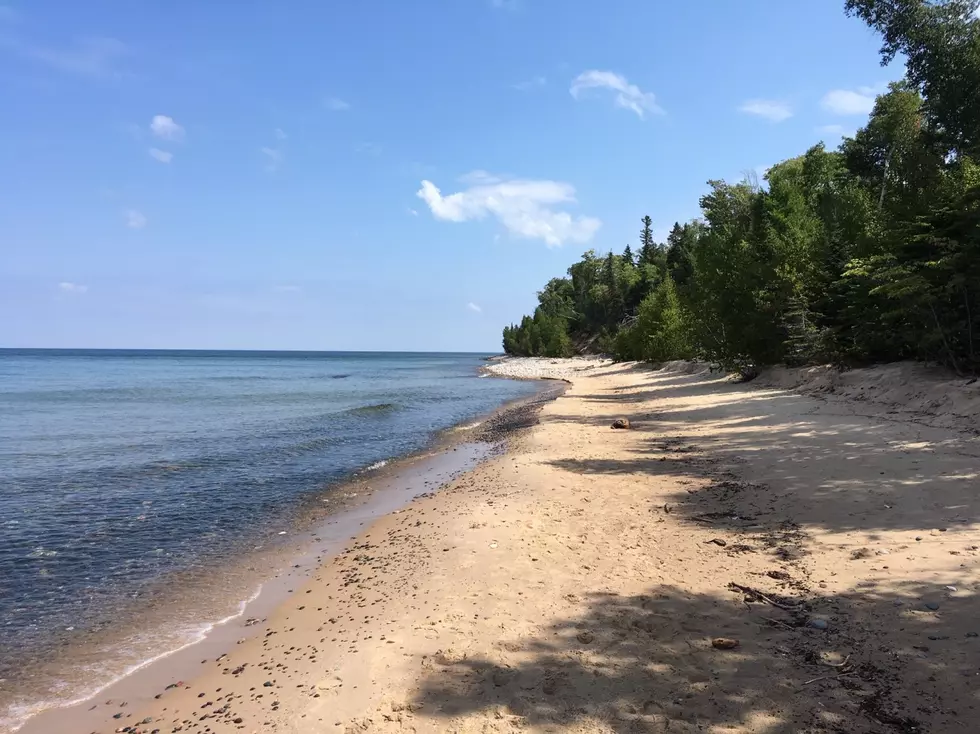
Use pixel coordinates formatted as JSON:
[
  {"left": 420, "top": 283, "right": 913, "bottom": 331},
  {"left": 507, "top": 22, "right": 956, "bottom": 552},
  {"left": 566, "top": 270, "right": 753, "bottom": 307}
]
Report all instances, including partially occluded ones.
[{"left": 483, "top": 355, "right": 614, "bottom": 381}]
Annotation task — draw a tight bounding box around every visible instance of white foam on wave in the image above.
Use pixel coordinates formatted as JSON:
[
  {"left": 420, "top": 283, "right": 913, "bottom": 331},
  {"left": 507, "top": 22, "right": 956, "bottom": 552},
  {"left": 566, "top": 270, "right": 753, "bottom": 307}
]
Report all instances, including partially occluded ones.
[
  {"left": 2, "top": 584, "right": 264, "bottom": 733},
  {"left": 364, "top": 460, "right": 388, "bottom": 471},
  {"left": 453, "top": 421, "right": 482, "bottom": 431}
]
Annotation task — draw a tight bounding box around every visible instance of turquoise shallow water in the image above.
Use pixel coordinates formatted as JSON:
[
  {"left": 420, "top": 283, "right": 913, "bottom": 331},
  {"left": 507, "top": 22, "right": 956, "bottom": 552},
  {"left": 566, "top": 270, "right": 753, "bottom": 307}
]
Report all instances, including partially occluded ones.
[{"left": 0, "top": 349, "right": 536, "bottom": 710}]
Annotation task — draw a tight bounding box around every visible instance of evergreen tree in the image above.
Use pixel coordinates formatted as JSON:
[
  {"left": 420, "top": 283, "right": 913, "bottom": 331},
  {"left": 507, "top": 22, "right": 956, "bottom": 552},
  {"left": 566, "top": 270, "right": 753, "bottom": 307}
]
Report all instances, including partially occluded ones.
[
  {"left": 638, "top": 216, "right": 657, "bottom": 265},
  {"left": 622, "top": 244, "right": 634, "bottom": 266}
]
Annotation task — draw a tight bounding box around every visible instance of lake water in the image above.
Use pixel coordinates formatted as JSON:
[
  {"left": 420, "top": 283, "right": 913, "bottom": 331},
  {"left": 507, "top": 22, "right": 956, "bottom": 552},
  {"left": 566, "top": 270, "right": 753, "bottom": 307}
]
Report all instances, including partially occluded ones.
[{"left": 0, "top": 349, "right": 538, "bottom": 731}]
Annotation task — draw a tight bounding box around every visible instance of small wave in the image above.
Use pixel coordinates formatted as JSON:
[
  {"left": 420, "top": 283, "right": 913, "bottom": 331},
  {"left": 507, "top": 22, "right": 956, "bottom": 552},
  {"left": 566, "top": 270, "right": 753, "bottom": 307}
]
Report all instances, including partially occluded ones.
[
  {"left": 2, "top": 585, "right": 264, "bottom": 733},
  {"left": 344, "top": 402, "right": 399, "bottom": 416},
  {"left": 363, "top": 460, "right": 388, "bottom": 472},
  {"left": 27, "top": 547, "right": 58, "bottom": 558},
  {"left": 453, "top": 421, "right": 483, "bottom": 432},
  {"left": 146, "top": 461, "right": 196, "bottom": 473},
  {"left": 200, "top": 375, "right": 272, "bottom": 382}
]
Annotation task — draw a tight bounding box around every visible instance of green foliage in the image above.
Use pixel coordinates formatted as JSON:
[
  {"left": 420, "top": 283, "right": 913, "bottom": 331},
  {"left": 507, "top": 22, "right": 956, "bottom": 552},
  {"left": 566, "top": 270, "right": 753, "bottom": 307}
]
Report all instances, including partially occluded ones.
[
  {"left": 502, "top": 311, "right": 572, "bottom": 357},
  {"left": 614, "top": 279, "right": 692, "bottom": 362},
  {"left": 502, "top": 5, "right": 980, "bottom": 373},
  {"left": 845, "top": 0, "right": 980, "bottom": 157}
]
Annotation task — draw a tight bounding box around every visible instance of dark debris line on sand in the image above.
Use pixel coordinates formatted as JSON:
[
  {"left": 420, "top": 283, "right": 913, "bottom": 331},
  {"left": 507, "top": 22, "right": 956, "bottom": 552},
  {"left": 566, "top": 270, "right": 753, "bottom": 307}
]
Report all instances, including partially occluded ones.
[{"left": 473, "top": 381, "right": 567, "bottom": 444}]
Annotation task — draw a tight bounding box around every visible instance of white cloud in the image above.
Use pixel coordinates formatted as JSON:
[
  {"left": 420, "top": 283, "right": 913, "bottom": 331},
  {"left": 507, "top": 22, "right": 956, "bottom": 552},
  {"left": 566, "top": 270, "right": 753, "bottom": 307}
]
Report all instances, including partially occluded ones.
[
  {"left": 125, "top": 209, "right": 146, "bottom": 229},
  {"left": 416, "top": 174, "right": 601, "bottom": 248},
  {"left": 260, "top": 146, "right": 283, "bottom": 171},
  {"left": 0, "top": 35, "right": 128, "bottom": 77},
  {"left": 58, "top": 281, "right": 88, "bottom": 294},
  {"left": 821, "top": 86, "right": 883, "bottom": 115},
  {"left": 325, "top": 97, "right": 350, "bottom": 111},
  {"left": 275, "top": 127, "right": 287, "bottom": 140},
  {"left": 570, "top": 70, "right": 663, "bottom": 119},
  {"left": 738, "top": 99, "right": 793, "bottom": 122},
  {"left": 407, "top": 208, "right": 419, "bottom": 216},
  {"left": 514, "top": 75, "right": 546, "bottom": 91},
  {"left": 150, "top": 115, "right": 184, "bottom": 141},
  {"left": 467, "top": 302, "right": 482, "bottom": 313},
  {"left": 148, "top": 147, "right": 172, "bottom": 163}
]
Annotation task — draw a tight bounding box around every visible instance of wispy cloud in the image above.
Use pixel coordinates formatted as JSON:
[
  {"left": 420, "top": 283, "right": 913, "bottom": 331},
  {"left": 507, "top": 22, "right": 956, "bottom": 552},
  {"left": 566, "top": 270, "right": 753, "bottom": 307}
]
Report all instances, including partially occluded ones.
[
  {"left": 407, "top": 208, "right": 419, "bottom": 216},
  {"left": 0, "top": 35, "right": 129, "bottom": 78},
  {"left": 417, "top": 173, "right": 601, "bottom": 248},
  {"left": 275, "top": 127, "right": 287, "bottom": 140},
  {"left": 125, "top": 209, "right": 146, "bottom": 229},
  {"left": 738, "top": 99, "right": 793, "bottom": 122},
  {"left": 570, "top": 70, "right": 663, "bottom": 119},
  {"left": 260, "top": 146, "right": 283, "bottom": 171},
  {"left": 467, "top": 302, "right": 482, "bottom": 313},
  {"left": 325, "top": 97, "right": 350, "bottom": 111},
  {"left": 821, "top": 86, "right": 883, "bottom": 115},
  {"left": 150, "top": 115, "right": 184, "bottom": 141},
  {"left": 148, "top": 147, "right": 172, "bottom": 163},
  {"left": 816, "top": 123, "right": 845, "bottom": 135},
  {"left": 458, "top": 170, "right": 503, "bottom": 185},
  {"left": 0, "top": 5, "right": 19, "bottom": 22},
  {"left": 355, "top": 142, "right": 382, "bottom": 156},
  {"left": 815, "top": 124, "right": 855, "bottom": 141},
  {"left": 490, "top": 0, "right": 520, "bottom": 9},
  {"left": 58, "top": 281, "right": 88, "bottom": 294},
  {"left": 514, "top": 75, "right": 546, "bottom": 91}
]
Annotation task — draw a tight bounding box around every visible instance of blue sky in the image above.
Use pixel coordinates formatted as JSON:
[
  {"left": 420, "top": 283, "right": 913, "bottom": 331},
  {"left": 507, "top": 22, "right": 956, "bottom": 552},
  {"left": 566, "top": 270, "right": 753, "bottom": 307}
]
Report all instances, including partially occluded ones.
[{"left": 0, "top": 1, "right": 901, "bottom": 351}]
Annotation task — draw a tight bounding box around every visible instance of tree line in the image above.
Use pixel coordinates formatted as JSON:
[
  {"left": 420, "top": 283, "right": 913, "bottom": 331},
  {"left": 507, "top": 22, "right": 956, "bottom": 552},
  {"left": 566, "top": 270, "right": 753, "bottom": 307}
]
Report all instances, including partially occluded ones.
[{"left": 503, "top": 0, "right": 980, "bottom": 375}]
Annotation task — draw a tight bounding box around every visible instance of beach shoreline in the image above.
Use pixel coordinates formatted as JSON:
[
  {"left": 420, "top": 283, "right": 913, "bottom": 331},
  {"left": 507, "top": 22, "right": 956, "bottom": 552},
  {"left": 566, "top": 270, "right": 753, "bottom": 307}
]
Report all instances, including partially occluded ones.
[
  {"left": 8, "top": 373, "right": 563, "bottom": 734},
  {"left": 16, "top": 356, "right": 980, "bottom": 733}
]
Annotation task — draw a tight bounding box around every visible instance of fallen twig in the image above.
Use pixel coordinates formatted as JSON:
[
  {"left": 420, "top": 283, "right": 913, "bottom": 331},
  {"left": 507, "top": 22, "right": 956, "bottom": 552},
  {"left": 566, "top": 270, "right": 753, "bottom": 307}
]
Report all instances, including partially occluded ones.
[
  {"left": 728, "top": 582, "right": 802, "bottom": 611},
  {"left": 760, "top": 616, "right": 795, "bottom": 630},
  {"left": 802, "top": 672, "right": 858, "bottom": 686}
]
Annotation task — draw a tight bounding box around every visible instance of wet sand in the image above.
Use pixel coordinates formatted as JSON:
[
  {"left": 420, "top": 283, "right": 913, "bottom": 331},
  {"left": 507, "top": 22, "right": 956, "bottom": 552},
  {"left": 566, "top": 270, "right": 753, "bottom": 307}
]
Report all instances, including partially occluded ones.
[{"left": 20, "top": 359, "right": 980, "bottom": 733}]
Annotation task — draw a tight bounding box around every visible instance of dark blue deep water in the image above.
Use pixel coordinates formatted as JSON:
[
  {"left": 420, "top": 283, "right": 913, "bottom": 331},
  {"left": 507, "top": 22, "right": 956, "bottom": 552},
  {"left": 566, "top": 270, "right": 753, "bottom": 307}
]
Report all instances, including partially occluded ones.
[{"left": 0, "top": 349, "right": 536, "bottom": 724}]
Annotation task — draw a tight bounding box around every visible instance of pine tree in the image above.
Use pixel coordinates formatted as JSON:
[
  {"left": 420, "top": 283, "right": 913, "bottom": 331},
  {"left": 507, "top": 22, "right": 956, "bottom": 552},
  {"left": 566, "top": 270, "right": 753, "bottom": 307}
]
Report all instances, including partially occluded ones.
[
  {"left": 638, "top": 216, "right": 656, "bottom": 264},
  {"left": 622, "top": 244, "right": 634, "bottom": 266}
]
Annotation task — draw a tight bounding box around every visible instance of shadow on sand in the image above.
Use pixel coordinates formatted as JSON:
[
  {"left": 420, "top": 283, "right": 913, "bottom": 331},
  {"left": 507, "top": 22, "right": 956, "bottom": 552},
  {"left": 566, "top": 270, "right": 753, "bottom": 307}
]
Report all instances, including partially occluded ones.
[
  {"left": 405, "top": 364, "right": 979, "bottom": 732},
  {"left": 410, "top": 580, "right": 974, "bottom": 732}
]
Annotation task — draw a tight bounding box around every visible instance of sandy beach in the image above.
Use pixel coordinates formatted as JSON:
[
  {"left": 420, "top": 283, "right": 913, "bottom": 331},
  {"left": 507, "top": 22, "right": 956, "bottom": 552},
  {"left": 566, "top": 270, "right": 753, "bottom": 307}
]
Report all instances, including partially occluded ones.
[{"left": 26, "top": 357, "right": 980, "bottom": 733}]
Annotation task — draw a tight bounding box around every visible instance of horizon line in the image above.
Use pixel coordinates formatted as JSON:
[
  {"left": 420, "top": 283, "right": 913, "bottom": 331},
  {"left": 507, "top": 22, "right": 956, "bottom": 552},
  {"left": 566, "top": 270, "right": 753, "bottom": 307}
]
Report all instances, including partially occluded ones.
[{"left": 0, "top": 347, "right": 502, "bottom": 355}]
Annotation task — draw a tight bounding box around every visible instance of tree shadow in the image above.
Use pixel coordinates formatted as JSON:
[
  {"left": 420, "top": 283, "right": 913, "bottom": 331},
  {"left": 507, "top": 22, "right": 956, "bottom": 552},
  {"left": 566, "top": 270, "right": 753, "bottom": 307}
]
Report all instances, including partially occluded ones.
[
  {"left": 544, "top": 367, "right": 980, "bottom": 535},
  {"left": 409, "top": 582, "right": 977, "bottom": 732}
]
